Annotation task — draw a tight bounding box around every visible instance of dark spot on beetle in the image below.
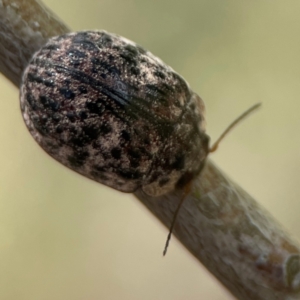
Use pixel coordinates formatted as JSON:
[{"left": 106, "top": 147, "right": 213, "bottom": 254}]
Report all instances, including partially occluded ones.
[
  {"left": 138, "top": 147, "right": 150, "bottom": 156},
  {"left": 83, "top": 125, "right": 100, "bottom": 140},
  {"left": 76, "top": 150, "right": 90, "bottom": 161},
  {"left": 56, "top": 125, "right": 64, "bottom": 134},
  {"left": 78, "top": 86, "right": 88, "bottom": 94},
  {"left": 44, "top": 80, "right": 54, "bottom": 87},
  {"left": 161, "top": 82, "right": 174, "bottom": 93},
  {"left": 73, "top": 32, "right": 92, "bottom": 43},
  {"left": 128, "top": 149, "right": 141, "bottom": 159},
  {"left": 111, "top": 147, "right": 122, "bottom": 159},
  {"left": 52, "top": 113, "right": 61, "bottom": 122},
  {"left": 64, "top": 79, "right": 71, "bottom": 86},
  {"left": 120, "top": 130, "right": 130, "bottom": 141},
  {"left": 69, "top": 125, "right": 79, "bottom": 134},
  {"left": 146, "top": 84, "right": 161, "bottom": 94},
  {"left": 78, "top": 110, "right": 88, "bottom": 119},
  {"left": 45, "top": 70, "right": 54, "bottom": 77},
  {"left": 108, "top": 54, "right": 114, "bottom": 61},
  {"left": 39, "top": 95, "right": 47, "bottom": 105},
  {"left": 70, "top": 60, "right": 81, "bottom": 68},
  {"left": 119, "top": 44, "right": 140, "bottom": 66},
  {"left": 67, "top": 112, "right": 76, "bottom": 122},
  {"left": 59, "top": 87, "right": 75, "bottom": 100},
  {"left": 99, "top": 123, "right": 112, "bottom": 135},
  {"left": 117, "top": 169, "right": 141, "bottom": 180},
  {"left": 107, "top": 65, "right": 121, "bottom": 77},
  {"left": 79, "top": 40, "right": 97, "bottom": 51},
  {"left": 91, "top": 139, "right": 100, "bottom": 149},
  {"left": 70, "top": 137, "right": 83, "bottom": 147},
  {"left": 159, "top": 177, "right": 170, "bottom": 187},
  {"left": 55, "top": 67, "right": 63, "bottom": 74},
  {"left": 150, "top": 172, "right": 160, "bottom": 183},
  {"left": 93, "top": 64, "right": 104, "bottom": 73},
  {"left": 124, "top": 44, "right": 138, "bottom": 56},
  {"left": 91, "top": 57, "right": 100, "bottom": 65},
  {"left": 34, "top": 123, "right": 47, "bottom": 136},
  {"left": 26, "top": 93, "right": 37, "bottom": 110},
  {"left": 171, "top": 154, "right": 185, "bottom": 170},
  {"left": 67, "top": 49, "right": 86, "bottom": 59},
  {"left": 130, "top": 67, "right": 140, "bottom": 76},
  {"left": 130, "top": 160, "right": 140, "bottom": 169},
  {"left": 143, "top": 137, "right": 150, "bottom": 145},
  {"left": 154, "top": 70, "right": 166, "bottom": 79},
  {"left": 120, "top": 51, "right": 138, "bottom": 66},
  {"left": 91, "top": 58, "right": 120, "bottom": 76},
  {"left": 140, "top": 57, "right": 147, "bottom": 63},
  {"left": 86, "top": 99, "right": 103, "bottom": 115},
  {"left": 112, "top": 45, "right": 121, "bottom": 51},
  {"left": 27, "top": 72, "right": 43, "bottom": 84},
  {"left": 48, "top": 100, "right": 60, "bottom": 111},
  {"left": 101, "top": 150, "right": 111, "bottom": 160},
  {"left": 39, "top": 95, "right": 60, "bottom": 111}
]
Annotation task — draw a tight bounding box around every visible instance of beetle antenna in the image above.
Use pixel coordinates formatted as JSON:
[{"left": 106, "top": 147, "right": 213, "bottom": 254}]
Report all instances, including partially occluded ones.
[
  {"left": 210, "top": 103, "right": 261, "bottom": 153},
  {"left": 163, "top": 182, "right": 192, "bottom": 256}
]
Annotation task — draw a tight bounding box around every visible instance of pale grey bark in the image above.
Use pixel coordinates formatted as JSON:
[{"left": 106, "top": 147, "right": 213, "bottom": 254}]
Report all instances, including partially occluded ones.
[
  {"left": 1, "top": 0, "right": 300, "bottom": 299},
  {"left": 0, "top": 0, "right": 68, "bottom": 86}
]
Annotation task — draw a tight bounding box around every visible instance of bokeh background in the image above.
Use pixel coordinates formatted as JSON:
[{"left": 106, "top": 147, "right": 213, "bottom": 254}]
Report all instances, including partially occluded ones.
[{"left": 1, "top": 0, "right": 300, "bottom": 299}]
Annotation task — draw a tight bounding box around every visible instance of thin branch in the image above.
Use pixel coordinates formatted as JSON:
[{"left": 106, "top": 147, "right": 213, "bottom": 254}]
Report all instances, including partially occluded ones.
[
  {"left": 1, "top": 1, "right": 300, "bottom": 299},
  {"left": 0, "top": 0, "right": 69, "bottom": 86}
]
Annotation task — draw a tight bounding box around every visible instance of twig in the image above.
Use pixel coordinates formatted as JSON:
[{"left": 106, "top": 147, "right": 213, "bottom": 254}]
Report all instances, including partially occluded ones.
[
  {"left": 1, "top": 1, "right": 300, "bottom": 299},
  {"left": 0, "top": 0, "right": 68, "bottom": 86}
]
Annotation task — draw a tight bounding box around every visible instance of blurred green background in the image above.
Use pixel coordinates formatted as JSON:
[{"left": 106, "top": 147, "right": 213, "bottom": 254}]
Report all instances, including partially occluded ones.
[{"left": 1, "top": 0, "right": 300, "bottom": 299}]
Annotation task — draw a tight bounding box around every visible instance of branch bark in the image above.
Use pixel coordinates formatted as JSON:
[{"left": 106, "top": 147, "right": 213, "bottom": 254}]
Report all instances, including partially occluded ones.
[
  {"left": 0, "top": 0, "right": 68, "bottom": 86},
  {"left": 1, "top": 0, "right": 300, "bottom": 299}
]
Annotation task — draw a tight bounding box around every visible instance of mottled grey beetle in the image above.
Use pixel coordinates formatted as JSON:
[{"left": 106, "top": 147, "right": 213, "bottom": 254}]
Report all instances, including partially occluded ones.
[
  {"left": 20, "top": 31, "right": 210, "bottom": 197},
  {"left": 20, "top": 31, "right": 260, "bottom": 255}
]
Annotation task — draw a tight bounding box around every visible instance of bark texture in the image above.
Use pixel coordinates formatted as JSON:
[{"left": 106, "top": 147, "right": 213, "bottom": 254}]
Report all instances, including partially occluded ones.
[
  {"left": 0, "top": 0, "right": 68, "bottom": 86},
  {"left": 1, "top": 0, "right": 300, "bottom": 299}
]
